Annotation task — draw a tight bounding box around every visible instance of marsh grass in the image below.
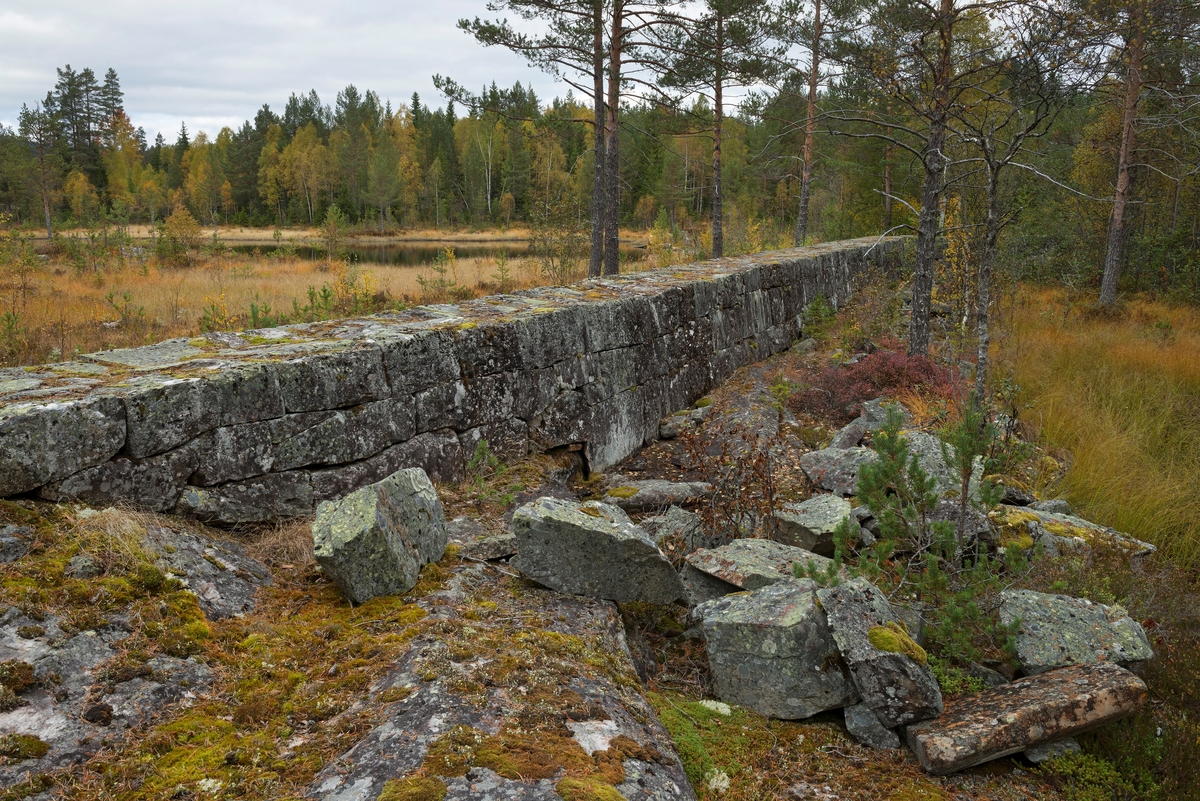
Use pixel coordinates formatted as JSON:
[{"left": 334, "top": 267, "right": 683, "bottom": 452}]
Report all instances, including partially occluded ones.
[{"left": 1004, "top": 289, "right": 1200, "bottom": 566}]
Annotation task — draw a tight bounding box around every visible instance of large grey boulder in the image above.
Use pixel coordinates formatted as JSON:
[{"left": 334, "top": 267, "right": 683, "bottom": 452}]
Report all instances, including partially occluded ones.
[
  {"left": 798, "top": 448, "right": 878, "bottom": 497},
  {"left": 601, "top": 479, "right": 713, "bottom": 512},
  {"left": 697, "top": 579, "right": 856, "bottom": 719},
  {"left": 999, "top": 589, "right": 1154, "bottom": 674},
  {"left": 511, "top": 498, "right": 684, "bottom": 604},
  {"left": 773, "top": 494, "right": 853, "bottom": 555},
  {"left": 906, "top": 663, "right": 1147, "bottom": 775},
  {"left": 312, "top": 467, "right": 447, "bottom": 604},
  {"left": 817, "top": 577, "right": 943, "bottom": 728}
]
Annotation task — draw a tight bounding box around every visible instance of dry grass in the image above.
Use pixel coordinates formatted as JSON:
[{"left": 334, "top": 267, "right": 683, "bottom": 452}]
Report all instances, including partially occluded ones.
[{"left": 1002, "top": 288, "right": 1200, "bottom": 566}]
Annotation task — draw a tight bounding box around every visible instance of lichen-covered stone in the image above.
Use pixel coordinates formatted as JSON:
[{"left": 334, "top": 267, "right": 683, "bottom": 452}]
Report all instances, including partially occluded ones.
[
  {"left": 798, "top": 448, "right": 879, "bottom": 497},
  {"left": 312, "top": 467, "right": 447, "bottom": 604},
  {"left": 0, "top": 526, "right": 30, "bottom": 564},
  {"left": 818, "top": 578, "right": 943, "bottom": 728},
  {"left": 276, "top": 346, "right": 389, "bottom": 413},
  {"left": 843, "top": 701, "right": 900, "bottom": 749},
  {"left": 601, "top": 479, "right": 713, "bottom": 512},
  {"left": 906, "top": 663, "right": 1147, "bottom": 775},
  {"left": 512, "top": 498, "right": 684, "bottom": 604},
  {"left": 642, "top": 506, "right": 706, "bottom": 551},
  {"left": 698, "top": 578, "right": 856, "bottom": 719},
  {"left": 177, "top": 471, "right": 315, "bottom": 525},
  {"left": 0, "top": 396, "right": 126, "bottom": 495},
  {"left": 39, "top": 445, "right": 198, "bottom": 512},
  {"left": 773, "top": 494, "right": 853, "bottom": 555},
  {"left": 143, "top": 525, "right": 271, "bottom": 619},
  {"left": 999, "top": 590, "right": 1154, "bottom": 674},
  {"left": 272, "top": 397, "right": 415, "bottom": 471},
  {"left": 685, "top": 539, "right": 835, "bottom": 592}
]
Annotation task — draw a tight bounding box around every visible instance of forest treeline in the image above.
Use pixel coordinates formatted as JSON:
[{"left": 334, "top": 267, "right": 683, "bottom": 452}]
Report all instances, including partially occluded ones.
[{"left": 1, "top": 0, "right": 1198, "bottom": 322}]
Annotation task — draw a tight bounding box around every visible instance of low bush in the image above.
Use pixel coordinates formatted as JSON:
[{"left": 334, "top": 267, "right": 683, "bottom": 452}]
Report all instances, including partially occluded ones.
[{"left": 787, "top": 350, "right": 959, "bottom": 423}]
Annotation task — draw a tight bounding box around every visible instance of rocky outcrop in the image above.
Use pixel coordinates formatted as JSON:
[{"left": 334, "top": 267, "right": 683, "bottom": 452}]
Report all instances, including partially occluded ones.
[
  {"left": 144, "top": 524, "right": 271, "bottom": 619},
  {"left": 697, "top": 579, "right": 856, "bottom": 719},
  {"left": 799, "top": 448, "right": 879, "bottom": 496},
  {"left": 773, "top": 494, "right": 853, "bottom": 555},
  {"left": 905, "top": 663, "right": 1148, "bottom": 774},
  {"left": 312, "top": 468, "right": 448, "bottom": 604},
  {"left": 999, "top": 589, "right": 1154, "bottom": 674},
  {"left": 1, "top": 239, "right": 908, "bottom": 523},
  {"left": 601, "top": 479, "right": 713, "bottom": 512},
  {"left": 818, "top": 578, "right": 943, "bottom": 728},
  {"left": 512, "top": 498, "right": 685, "bottom": 604}
]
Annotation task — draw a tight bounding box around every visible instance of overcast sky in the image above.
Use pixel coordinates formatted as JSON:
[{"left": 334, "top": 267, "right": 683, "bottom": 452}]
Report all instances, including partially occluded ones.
[{"left": 0, "top": 0, "right": 560, "bottom": 139}]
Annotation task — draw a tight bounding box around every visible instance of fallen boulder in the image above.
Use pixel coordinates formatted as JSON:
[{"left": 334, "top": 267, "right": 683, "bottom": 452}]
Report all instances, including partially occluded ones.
[
  {"left": 602, "top": 479, "right": 713, "bottom": 512},
  {"left": 799, "top": 448, "right": 879, "bottom": 497},
  {"left": 685, "top": 538, "right": 836, "bottom": 592},
  {"left": 995, "top": 505, "right": 1157, "bottom": 558},
  {"left": 512, "top": 498, "right": 684, "bottom": 604},
  {"left": 905, "top": 662, "right": 1148, "bottom": 774},
  {"left": 311, "top": 467, "right": 447, "bottom": 604},
  {"left": 818, "top": 578, "right": 943, "bottom": 728},
  {"left": 642, "top": 505, "right": 707, "bottom": 552},
  {"left": 773, "top": 494, "right": 853, "bottom": 555},
  {"left": 999, "top": 589, "right": 1154, "bottom": 674},
  {"left": 697, "top": 578, "right": 856, "bottom": 719}
]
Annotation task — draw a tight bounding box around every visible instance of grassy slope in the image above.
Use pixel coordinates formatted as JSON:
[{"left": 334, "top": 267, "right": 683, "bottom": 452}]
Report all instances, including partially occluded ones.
[{"left": 1004, "top": 289, "right": 1200, "bottom": 566}]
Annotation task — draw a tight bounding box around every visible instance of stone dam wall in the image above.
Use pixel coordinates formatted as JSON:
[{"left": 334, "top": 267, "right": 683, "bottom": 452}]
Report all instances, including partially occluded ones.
[{"left": 0, "top": 237, "right": 908, "bottom": 525}]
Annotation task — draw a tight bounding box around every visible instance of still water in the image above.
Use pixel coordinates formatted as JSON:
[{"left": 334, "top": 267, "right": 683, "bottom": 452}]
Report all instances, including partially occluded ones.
[{"left": 230, "top": 240, "right": 646, "bottom": 267}]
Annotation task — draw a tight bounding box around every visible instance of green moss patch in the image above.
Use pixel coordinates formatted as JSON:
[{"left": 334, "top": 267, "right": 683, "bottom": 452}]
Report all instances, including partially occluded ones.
[
  {"left": 0, "top": 733, "right": 49, "bottom": 761},
  {"left": 605, "top": 486, "right": 641, "bottom": 499},
  {"left": 378, "top": 776, "right": 448, "bottom": 801},
  {"left": 868, "top": 622, "right": 928, "bottom": 665}
]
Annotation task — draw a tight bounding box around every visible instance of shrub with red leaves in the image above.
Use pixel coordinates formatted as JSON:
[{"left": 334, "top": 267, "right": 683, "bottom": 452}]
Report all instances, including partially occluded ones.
[{"left": 788, "top": 350, "right": 959, "bottom": 423}]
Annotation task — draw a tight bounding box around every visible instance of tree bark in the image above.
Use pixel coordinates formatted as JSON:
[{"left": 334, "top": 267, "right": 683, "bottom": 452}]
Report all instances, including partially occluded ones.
[
  {"left": 794, "top": 0, "right": 822, "bottom": 247},
  {"left": 603, "top": 0, "right": 623, "bottom": 276},
  {"left": 1099, "top": 12, "right": 1145, "bottom": 307},
  {"left": 590, "top": 0, "right": 607, "bottom": 278},
  {"left": 910, "top": 0, "right": 954, "bottom": 357},
  {"left": 712, "top": 13, "right": 725, "bottom": 259},
  {"left": 975, "top": 160, "right": 1000, "bottom": 400}
]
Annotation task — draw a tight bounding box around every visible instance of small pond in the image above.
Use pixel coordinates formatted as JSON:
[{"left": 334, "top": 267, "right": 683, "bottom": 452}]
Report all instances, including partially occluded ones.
[{"left": 229, "top": 240, "right": 646, "bottom": 267}]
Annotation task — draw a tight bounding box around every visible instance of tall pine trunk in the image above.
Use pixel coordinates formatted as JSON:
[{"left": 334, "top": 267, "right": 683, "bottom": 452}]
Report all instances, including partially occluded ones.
[
  {"left": 590, "top": 0, "right": 606, "bottom": 278},
  {"left": 712, "top": 15, "right": 725, "bottom": 259},
  {"left": 1099, "top": 15, "right": 1145, "bottom": 307},
  {"left": 603, "top": 0, "right": 623, "bottom": 276},
  {"left": 975, "top": 158, "right": 1000, "bottom": 400},
  {"left": 910, "top": 0, "right": 954, "bottom": 357},
  {"left": 794, "top": 0, "right": 821, "bottom": 247}
]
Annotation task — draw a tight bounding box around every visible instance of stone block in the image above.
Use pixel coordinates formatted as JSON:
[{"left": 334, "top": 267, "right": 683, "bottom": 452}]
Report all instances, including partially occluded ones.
[
  {"left": 177, "top": 471, "right": 315, "bottom": 525},
  {"left": 512, "top": 497, "right": 684, "bottom": 604},
  {"left": 844, "top": 702, "right": 900, "bottom": 749},
  {"left": 799, "top": 448, "right": 880, "bottom": 497},
  {"left": 0, "top": 395, "right": 126, "bottom": 495},
  {"left": 698, "top": 578, "right": 856, "bottom": 719},
  {"left": 39, "top": 445, "right": 198, "bottom": 512},
  {"left": 312, "top": 467, "right": 447, "bottom": 604},
  {"left": 906, "top": 663, "right": 1147, "bottom": 775},
  {"left": 453, "top": 323, "right": 522, "bottom": 378},
  {"left": 277, "top": 346, "right": 389, "bottom": 413},
  {"left": 818, "top": 577, "right": 943, "bottom": 728},
  {"left": 773, "top": 494, "right": 854, "bottom": 555},
  {"left": 458, "top": 418, "right": 529, "bottom": 464},
  {"left": 378, "top": 329, "right": 460, "bottom": 395},
  {"left": 999, "top": 590, "right": 1154, "bottom": 674},
  {"left": 273, "top": 397, "right": 415, "bottom": 471},
  {"left": 685, "top": 539, "right": 836, "bottom": 592},
  {"left": 602, "top": 479, "right": 713, "bottom": 512},
  {"left": 512, "top": 305, "right": 587, "bottom": 369}
]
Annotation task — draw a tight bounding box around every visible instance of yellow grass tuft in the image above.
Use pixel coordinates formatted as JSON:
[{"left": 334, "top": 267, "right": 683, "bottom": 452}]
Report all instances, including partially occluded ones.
[{"left": 1004, "top": 288, "right": 1200, "bottom": 566}]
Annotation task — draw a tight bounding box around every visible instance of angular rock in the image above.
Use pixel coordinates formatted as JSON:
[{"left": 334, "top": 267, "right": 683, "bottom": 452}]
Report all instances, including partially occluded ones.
[
  {"left": 276, "top": 346, "right": 389, "bottom": 413},
  {"left": 512, "top": 498, "right": 684, "bottom": 604},
  {"left": 0, "top": 396, "right": 126, "bottom": 496},
  {"left": 967, "top": 662, "right": 1009, "bottom": 689},
  {"left": 818, "top": 577, "right": 943, "bottom": 728},
  {"left": 903, "top": 431, "right": 961, "bottom": 496},
  {"left": 773, "top": 494, "right": 853, "bottom": 555},
  {"left": 928, "top": 498, "right": 992, "bottom": 546},
  {"left": 799, "top": 447, "right": 878, "bottom": 497},
  {"left": 997, "top": 505, "right": 1157, "bottom": 557},
  {"left": 843, "top": 701, "right": 900, "bottom": 749},
  {"left": 999, "top": 589, "right": 1154, "bottom": 674},
  {"left": 697, "top": 578, "right": 856, "bottom": 719},
  {"left": 685, "top": 539, "right": 836, "bottom": 592},
  {"left": 905, "top": 662, "right": 1148, "bottom": 775},
  {"left": 679, "top": 564, "right": 742, "bottom": 606},
  {"left": 1000, "top": 486, "right": 1036, "bottom": 507},
  {"left": 1024, "top": 737, "right": 1081, "bottom": 764},
  {"left": 641, "top": 506, "right": 706, "bottom": 551},
  {"left": 601, "top": 479, "right": 713, "bottom": 512},
  {"left": 0, "top": 526, "right": 31, "bottom": 563},
  {"left": 312, "top": 467, "right": 447, "bottom": 604},
  {"left": 65, "top": 554, "right": 102, "bottom": 579},
  {"left": 1032, "top": 499, "right": 1074, "bottom": 515}
]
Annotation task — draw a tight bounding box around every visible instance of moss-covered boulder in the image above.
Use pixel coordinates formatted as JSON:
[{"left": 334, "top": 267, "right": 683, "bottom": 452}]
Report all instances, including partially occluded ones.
[
  {"left": 817, "top": 577, "right": 942, "bottom": 729},
  {"left": 312, "top": 467, "right": 447, "bottom": 604}
]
